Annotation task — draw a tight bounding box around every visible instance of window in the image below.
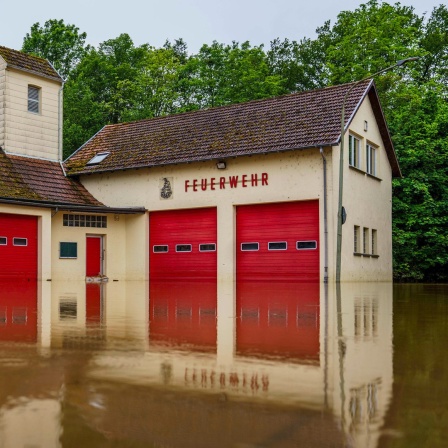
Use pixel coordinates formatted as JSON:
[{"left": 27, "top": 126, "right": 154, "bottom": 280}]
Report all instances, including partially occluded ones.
[
  {"left": 366, "top": 144, "right": 377, "bottom": 176},
  {"left": 153, "top": 245, "right": 168, "bottom": 253},
  {"left": 13, "top": 238, "right": 27, "bottom": 246},
  {"left": 199, "top": 243, "right": 216, "bottom": 252},
  {"left": 371, "top": 229, "right": 378, "bottom": 256},
  {"left": 0, "top": 237, "right": 6, "bottom": 245},
  {"left": 354, "top": 226, "right": 361, "bottom": 253},
  {"left": 297, "top": 241, "right": 317, "bottom": 250},
  {"left": 241, "top": 242, "right": 259, "bottom": 251},
  {"left": 176, "top": 244, "right": 192, "bottom": 252},
  {"left": 363, "top": 227, "right": 370, "bottom": 254},
  {"left": 268, "top": 242, "right": 287, "bottom": 250},
  {"left": 28, "top": 85, "right": 40, "bottom": 113},
  {"left": 60, "top": 242, "right": 78, "bottom": 258},
  {"left": 63, "top": 214, "right": 107, "bottom": 228},
  {"left": 87, "top": 152, "right": 110, "bottom": 165},
  {"left": 349, "top": 134, "right": 362, "bottom": 169}
]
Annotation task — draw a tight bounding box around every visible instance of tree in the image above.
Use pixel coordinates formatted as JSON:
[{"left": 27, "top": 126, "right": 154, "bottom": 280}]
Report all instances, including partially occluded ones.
[{"left": 22, "top": 19, "right": 89, "bottom": 79}]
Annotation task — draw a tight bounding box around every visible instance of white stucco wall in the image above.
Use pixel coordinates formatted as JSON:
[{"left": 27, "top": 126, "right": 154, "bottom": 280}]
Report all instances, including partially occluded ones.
[
  {"left": 2, "top": 66, "right": 61, "bottom": 161},
  {"left": 331, "top": 96, "right": 394, "bottom": 281},
  {"left": 51, "top": 212, "right": 146, "bottom": 281},
  {"left": 81, "top": 147, "right": 331, "bottom": 283}
]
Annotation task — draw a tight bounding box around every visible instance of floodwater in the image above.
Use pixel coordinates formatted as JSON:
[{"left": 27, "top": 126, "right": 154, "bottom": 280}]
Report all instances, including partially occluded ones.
[{"left": 0, "top": 280, "right": 446, "bottom": 447}]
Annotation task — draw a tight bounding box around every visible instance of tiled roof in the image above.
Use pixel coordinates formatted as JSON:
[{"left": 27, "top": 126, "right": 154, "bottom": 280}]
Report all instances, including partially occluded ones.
[
  {"left": 0, "top": 152, "right": 103, "bottom": 206},
  {"left": 0, "top": 46, "right": 62, "bottom": 82},
  {"left": 65, "top": 80, "right": 401, "bottom": 177}
]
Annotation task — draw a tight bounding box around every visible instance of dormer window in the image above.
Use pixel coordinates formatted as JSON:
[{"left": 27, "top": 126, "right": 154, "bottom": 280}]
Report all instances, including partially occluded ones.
[
  {"left": 28, "top": 85, "right": 40, "bottom": 113},
  {"left": 87, "top": 152, "right": 110, "bottom": 165}
]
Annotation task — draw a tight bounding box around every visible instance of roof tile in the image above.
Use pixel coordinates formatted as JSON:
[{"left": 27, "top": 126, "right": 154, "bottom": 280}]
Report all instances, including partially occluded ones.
[
  {"left": 0, "top": 152, "right": 103, "bottom": 206},
  {"left": 0, "top": 46, "right": 62, "bottom": 82},
  {"left": 65, "top": 80, "right": 400, "bottom": 177}
]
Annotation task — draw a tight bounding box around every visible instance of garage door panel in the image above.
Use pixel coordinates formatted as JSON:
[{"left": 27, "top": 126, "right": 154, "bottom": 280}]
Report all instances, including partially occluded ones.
[
  {"left": 237, "top": 201, "right": 319, "bottom": 281},
  {"left": 150, "top": 208, "right": 217, "bottom": 280},
  {"left": 0, "top": 214, "right": 38, "bottom": 280}
]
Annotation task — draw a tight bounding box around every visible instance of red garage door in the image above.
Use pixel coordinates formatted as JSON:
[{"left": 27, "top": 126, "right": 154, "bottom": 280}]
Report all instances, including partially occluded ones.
[
  {"left": 149, "top": 208, "right": 217, "bottom": 280},
  {"left": 0, "top": 214, "right": 38, "bottom": 280},
  {"left": 236, "top": 201, "right": 320, "bottom": 281}
]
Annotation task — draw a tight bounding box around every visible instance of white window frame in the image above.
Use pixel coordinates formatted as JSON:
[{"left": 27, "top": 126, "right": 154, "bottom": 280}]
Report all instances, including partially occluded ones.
[
  {"left": 354, "top": 226, "right": 360, "bottom": 253},
  {"left": 366, "top": 143, "right": 377, "bottom": 176},
  {"left": 175, "top": 244, "right": 192, "bottom": 253},
  {"left": 371, "top": 229, "right": 378, "bottom": 256},
  {"left": 13, "top": 238, "right": 28, "bottom": 246},
  {"left": 153, "top": 245, "right": 169, "bottom": 253},
  {"left": 349, "top": 134, "right": 362, "bottom": 169},
  {"left": 28, "top": 85, "right": 40, "bottom": 114},
  {"left": 296, "top": 240, "right": 317, "bottom": 250},
  {"left": 363, "top": 227, "right": 370, "bottom": 254},
  {"left": 268, "top": 241, "right": 287, "bottom": 251},
  {"left": 241, "top": 242, "right": 259, "bottom": 251},
  {"left": 199, "top": 243, "right": 216, "bottom": 252}
]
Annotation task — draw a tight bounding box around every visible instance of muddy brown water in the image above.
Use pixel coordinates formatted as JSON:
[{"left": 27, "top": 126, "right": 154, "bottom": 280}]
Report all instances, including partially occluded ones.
[{"left": 0, "top": 280, "right": 446, "bottom": 447}]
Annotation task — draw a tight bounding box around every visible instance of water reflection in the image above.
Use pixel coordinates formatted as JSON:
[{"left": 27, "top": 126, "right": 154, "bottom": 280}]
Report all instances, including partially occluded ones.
[
  {"left": 0, "top": 280, "right": 445, "bottom": 447},
  {"left": 149, "top": 280, "right": 217, "bottom": 352},
  {"left": 0, "top": 280, "right": 37, "bottom": 342},
  {"left": 237, "top": 280, "right": 320, "bottom": 362}
]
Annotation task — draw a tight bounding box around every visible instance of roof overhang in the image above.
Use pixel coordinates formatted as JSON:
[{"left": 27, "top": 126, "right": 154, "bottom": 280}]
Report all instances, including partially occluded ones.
[{"left": 0, "top": 197, "right": 146, "bottom": 214}]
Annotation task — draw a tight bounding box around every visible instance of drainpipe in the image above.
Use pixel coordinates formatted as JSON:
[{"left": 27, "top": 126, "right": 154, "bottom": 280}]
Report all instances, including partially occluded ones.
[
  {"left": 58, "top": 82, "right": 65, "bottom": 162},
  {"left": 320, "top": 147, "right": 328, "bottom": 283}
]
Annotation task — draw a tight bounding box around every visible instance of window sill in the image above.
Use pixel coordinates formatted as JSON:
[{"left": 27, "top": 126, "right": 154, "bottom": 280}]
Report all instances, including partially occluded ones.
[
  {"left": 366, "top": 173, "right": 382, "bottom": 182},
  {"left": 371, "top": 254, "right": 380, "bottom": 258},
  {"left": 362, "top": 253, "right": 371, "bottom": 257},
  {"left": 349, "top": 165, "right": 365, "bottom": 175},
  {"left": 353, "top": 252, "right": 363, "bottom": 257}
]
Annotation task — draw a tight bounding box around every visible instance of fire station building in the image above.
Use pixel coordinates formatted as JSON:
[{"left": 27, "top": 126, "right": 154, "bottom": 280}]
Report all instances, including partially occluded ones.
[{"left": 0, "top": 46, "right": 400, "bottom": 284}]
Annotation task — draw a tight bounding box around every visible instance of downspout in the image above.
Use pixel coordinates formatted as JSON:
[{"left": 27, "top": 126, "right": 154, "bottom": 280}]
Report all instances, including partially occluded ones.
[
  {"left": 58, "top": 82, "right": 65, "bottom": 162},
  {"left": 320, "top": 147, "right": 328, "bottom": 283}
]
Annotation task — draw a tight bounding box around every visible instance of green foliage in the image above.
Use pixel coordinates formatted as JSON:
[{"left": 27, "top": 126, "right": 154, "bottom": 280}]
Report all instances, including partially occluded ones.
[
  {"left": 23, "top": 2, "right": 448, "bottom": 280},
  {"left": 390, "top": 85, "right": 448, "bottom": 281},
  {"left": 22, "top": 19, "right": 89, "bottom": 79}
]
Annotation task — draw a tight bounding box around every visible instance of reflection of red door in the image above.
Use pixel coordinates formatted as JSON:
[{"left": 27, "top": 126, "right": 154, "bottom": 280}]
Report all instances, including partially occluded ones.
[
  {"left": 236, "top": 280, "right": 320, "bottom": 363},
  {"left": 0, "top": 280, "right": 38, "bottom": 342},
  {"left": 149, "top": 280, "right": 217, "bottom": 351},
  {"left": 86, "top": 283, "right": 102, "bottom": 324},
  {"left": 86, "top": 236, "right": 102, "bottom": 277}
]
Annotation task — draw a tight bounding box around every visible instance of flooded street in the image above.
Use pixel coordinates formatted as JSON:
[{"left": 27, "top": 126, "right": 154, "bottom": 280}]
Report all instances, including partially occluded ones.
[{"left": 0, "top": 280, "right": 446, "bottom": 447}]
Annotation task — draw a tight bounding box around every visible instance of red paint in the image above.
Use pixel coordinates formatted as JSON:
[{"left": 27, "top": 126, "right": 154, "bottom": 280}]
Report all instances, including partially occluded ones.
[
  {"left": 236, "top": 201, "right": 320, "bottom": 281},
  {"left": 236, "top": 280, "right": 320, "bottom": 362},
  {"left": 86, "top": 236, "right": 102, "bottom": 277},
  {"left": 0, "top": 213, "right": 38, "bottom": 280},
  {"left": 149, "top": 279, "right": 217, "bottom": 351},
  {"left": 0, "top": 280, "right": 38, "bottom": 342},
  {"left": 150, "top": 208, "right": 217, "bottom": 280},
  {"left": 184, "top": 173, "right": 269, "bottom": 192},
  {"left": 86, "top": 283, "right": 102, "bottom": 324}
]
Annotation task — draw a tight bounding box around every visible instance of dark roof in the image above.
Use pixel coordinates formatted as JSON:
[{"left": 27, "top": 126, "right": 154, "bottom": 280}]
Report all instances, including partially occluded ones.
[
  {"left": 65, "top": 80, "right": 401, "bottom": 177},
  {"left": 0, "top": 151, "right": 144, "bottom": 213},
  {"left": 0, "top": 46, "right": 63, "bottom": 82}
]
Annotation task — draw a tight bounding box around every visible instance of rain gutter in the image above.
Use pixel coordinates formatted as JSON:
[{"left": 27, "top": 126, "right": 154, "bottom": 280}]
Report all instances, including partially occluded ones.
[{"left": 0, "top": 196, "right": 146, "bottom": 215}]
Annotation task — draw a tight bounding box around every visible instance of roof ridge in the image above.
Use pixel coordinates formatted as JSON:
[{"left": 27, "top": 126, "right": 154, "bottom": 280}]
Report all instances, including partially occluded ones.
[{"left": 103, "top": 80, "right": 372, "bottom": 130}]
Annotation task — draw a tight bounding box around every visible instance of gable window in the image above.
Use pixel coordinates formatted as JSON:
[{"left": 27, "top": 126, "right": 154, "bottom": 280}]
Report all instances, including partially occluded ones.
[
  {"left": 366, "top": 143, "right": 377, "bottom": 176},
  {"left": 349, "top": 134, "right": 362, "bottom": 169},
  {"left": 28, "top": 86, "right": 40, "bottom": 114}
]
